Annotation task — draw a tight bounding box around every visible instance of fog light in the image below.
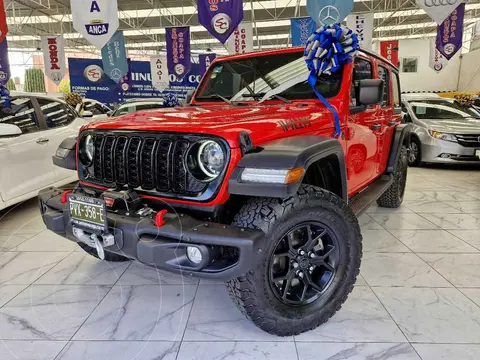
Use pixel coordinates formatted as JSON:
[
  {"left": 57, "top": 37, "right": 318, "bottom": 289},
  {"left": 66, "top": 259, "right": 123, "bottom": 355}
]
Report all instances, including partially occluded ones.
[
  {"left": 439, "top": 153, "right": 452, "bottom": 159},
  {"left": 187, "top": 246, "right": 203, "bottom": 264}
]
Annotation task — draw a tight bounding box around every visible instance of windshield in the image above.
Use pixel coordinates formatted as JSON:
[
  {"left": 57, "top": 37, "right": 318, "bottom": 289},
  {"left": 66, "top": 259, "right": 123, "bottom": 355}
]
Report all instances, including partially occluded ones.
[
  {"left": 409, "top": 99, "right": 480, "bottom": 120},
  {"left": 195, "top": 51, "right": 343, "bottom": 102},
  {"left": 112, "top": 102, "right": 164, "bottom": 117}
]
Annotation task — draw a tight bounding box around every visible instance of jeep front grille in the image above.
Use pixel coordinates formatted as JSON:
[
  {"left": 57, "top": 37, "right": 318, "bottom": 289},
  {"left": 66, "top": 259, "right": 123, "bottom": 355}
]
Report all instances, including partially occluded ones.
[
  {"left": 80, "top": 132, "right": 227, "bottom": 199},
  {"left": 456, "top": 134, "right": 480, "bottom": 148}
]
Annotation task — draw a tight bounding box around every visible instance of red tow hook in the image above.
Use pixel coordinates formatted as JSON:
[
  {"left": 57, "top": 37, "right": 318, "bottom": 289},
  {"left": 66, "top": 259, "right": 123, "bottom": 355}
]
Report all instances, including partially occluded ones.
[
  {"left": 61, "top": 190, "right": 73, "bottom": 204},
  {"left": 155, "top": 210, "right": 168, "bottom": 227}
]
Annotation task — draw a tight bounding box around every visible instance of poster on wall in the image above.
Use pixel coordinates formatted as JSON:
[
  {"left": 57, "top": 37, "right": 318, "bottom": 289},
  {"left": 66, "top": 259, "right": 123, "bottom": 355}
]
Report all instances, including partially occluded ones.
[
  {"left": 150, "top": 55, "right": 169, "bottom": 92},
  {"left": 199, "top": 53, "right": 216, "bottom": 76},
  {"left": 346, "top": 13, "right": 374, "bottom": 50},
  {"left": 0, "top": 0, "right": 8, "bottom": 43},
  {"left": 429, "top": 37, "right": 449, "bottom": 73},
  {"left": 166, "top": 26, "right": 191, "bottom": 81},
  {"left": 101, "top": 31, "right": 128, "bottom": 83},
  {"left": 0, "top": 40, "right": 10, "bottom": 85},
  {"left": 306, "top": 0, "right": 354, "bottom": 26},
  {"left": 290, "top": 17, "right": 317, "bottom": 46},
  {"left": 71, "top": 0, "right": 119, "bottom": 50},
  {"left": 436, "top": 3, "right": 465, "bottom": 60},
  {"left": 198, "top": 0, "right": 243, "bottom": 44},
  {"left": 416, "top": 0, "right": 464, "bottom": 25},
  {"left": 380, "top": 40, "right": 399, "bottom": 67},
  {"left": 227, "top": 22, "right": 253, "bottom": 55},
  {"left": 41, "top": 35, "right": 66, "bottom": 85},
  {"left": 68, "top": 58, "right": 201, "bottom": 107}
]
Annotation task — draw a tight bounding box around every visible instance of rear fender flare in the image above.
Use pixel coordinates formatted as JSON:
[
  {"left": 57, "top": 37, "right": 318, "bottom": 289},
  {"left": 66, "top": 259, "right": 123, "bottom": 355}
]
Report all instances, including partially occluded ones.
[{"left": 386, "top": 124, "right": 412, "bottom": 174}]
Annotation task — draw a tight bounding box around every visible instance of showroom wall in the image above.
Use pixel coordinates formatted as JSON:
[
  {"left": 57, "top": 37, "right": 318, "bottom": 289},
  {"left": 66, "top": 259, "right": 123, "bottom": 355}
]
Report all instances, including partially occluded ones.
[
  {"left": 457, "top": 48, "right": 480, "bottom": 91},
  {"left": 374, "top": 38, "right": 461, "bottom": 93}
]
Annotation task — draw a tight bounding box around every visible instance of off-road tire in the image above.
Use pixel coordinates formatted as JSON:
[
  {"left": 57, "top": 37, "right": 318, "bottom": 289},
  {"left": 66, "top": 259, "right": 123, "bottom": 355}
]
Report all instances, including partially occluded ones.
[
  {"left": 77, "top": 242, "right": 130, "bottom": 262},
  {"left": 377, "top": 146, "right": 408, "bottom": 208},
  {"left": 225, "top": 185, "right": 362, "bottom": 336}
]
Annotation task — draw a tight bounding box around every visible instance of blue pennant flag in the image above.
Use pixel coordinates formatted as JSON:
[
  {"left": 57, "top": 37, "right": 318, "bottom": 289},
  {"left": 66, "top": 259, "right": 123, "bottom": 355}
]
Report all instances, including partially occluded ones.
[
  {"left": 101, "top": 31, "right": 128, "bottom": 84},
  {"left": 291, "top": 17, "right": 317, "bottom": 46},
  {"left": 306, "top": 0, "right": 354, "bottom": 26}
]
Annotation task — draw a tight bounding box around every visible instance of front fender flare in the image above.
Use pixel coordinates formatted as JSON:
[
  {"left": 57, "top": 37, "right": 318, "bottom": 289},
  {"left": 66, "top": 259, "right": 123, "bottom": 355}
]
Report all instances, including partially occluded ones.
[{"left": 228, "top": 136, "right": 347, "bottom": 200}]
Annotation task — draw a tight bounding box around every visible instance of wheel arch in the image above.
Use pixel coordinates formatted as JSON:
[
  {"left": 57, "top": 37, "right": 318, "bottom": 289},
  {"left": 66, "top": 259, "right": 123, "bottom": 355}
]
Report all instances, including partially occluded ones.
[
  {"left": 228, "top": 136, "right": 348, "bottom": 201},
  {"left": 386, "top": 124, "right": 413, "bottom": 174}
]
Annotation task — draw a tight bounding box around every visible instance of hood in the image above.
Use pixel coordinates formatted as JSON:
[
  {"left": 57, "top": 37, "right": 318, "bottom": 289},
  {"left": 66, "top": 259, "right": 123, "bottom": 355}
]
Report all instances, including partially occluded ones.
[
  {"left": 84, "top": 104, "right": 336, "bottom": 147},
  {"left": 424, "top": 118, "right": 480, "bottom": 134}
]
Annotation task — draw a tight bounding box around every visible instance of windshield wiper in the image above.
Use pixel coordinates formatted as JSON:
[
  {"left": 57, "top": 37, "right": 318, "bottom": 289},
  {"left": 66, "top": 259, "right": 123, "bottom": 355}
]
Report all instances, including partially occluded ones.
[
  {"left": 258, "top": 74, "right": 309, "bottom": 104},
  {"left": 242, "top": 93, "right": 291, "bottom": 104},
  {"left": 195, "top": 94, "right": 232, "bottom": 105}
]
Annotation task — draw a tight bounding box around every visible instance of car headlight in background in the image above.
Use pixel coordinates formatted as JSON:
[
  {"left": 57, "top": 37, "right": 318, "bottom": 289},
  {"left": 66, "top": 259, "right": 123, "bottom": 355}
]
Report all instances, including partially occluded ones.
[
  {"left": 187, "top": 140, "right": 226, "bottom": 181},
  {"left": 79, "top": 134, "right": 94, "bottom": 166},
  {"left": 429, "top": 130, "right": 457, "bottom": 142}
]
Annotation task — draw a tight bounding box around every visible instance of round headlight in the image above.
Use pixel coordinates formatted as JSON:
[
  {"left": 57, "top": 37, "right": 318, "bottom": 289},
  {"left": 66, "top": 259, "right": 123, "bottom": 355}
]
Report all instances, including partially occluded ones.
[
  {"left": 79, "top": 134, "right": 94, "bottom": 166},
  {"left": 197, "top": 140, "right": 225, "bottom": 179}
]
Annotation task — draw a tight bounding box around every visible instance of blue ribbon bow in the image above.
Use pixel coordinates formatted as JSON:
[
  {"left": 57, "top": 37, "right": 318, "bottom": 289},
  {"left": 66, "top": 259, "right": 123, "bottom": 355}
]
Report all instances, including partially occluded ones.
[{"left": 304, "top": 23, "right": 359, "bottom": 137}]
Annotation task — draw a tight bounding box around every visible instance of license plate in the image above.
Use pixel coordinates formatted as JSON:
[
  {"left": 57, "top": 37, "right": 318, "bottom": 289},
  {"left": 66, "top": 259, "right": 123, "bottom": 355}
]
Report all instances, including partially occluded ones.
[
  {"left": 68, "top": 194, "right": 107, "bottom": 233},
  {"left": 476, "top": 150, "right": 480, "bottom": 159}
]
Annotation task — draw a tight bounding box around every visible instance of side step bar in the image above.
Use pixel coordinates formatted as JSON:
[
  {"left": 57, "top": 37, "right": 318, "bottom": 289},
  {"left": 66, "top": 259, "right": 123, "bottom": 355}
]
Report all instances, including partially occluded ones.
[{"left": 349, "top": 175, "right": 394, "bottom": 216}]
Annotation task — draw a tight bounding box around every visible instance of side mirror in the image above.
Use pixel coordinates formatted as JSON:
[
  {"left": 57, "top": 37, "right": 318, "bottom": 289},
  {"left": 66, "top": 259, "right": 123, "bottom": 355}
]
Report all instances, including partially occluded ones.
[
  {"left": 185, "top": 90, "right": 195, "bottom": 105},
  {"left": 0, "top": 123, "right": 22, "bottom": 138},
  {"left": 82, "top": 111, "right": 93, "bottom": 118},
  {"left": 403, "top": 113, "right": 412, "bottom": 123},
  {"left": 358, "top": 79, "right": 384, "bottom": 106}
]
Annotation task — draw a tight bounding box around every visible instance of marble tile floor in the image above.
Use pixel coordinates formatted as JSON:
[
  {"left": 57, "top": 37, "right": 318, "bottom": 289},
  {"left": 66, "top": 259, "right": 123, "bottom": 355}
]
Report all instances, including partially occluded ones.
[{"left": 1, "top": 167, "right": 480, "bottom": 359}]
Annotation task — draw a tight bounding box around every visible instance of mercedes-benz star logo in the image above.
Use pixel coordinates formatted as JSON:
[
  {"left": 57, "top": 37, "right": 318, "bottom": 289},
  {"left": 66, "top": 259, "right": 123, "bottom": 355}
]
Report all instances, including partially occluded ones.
[
  {"left": 318, "top": 5, "right": 341, "bottom": 26},
  {"left": 110, "top": 68, "right": 123, "bottom": 81}
]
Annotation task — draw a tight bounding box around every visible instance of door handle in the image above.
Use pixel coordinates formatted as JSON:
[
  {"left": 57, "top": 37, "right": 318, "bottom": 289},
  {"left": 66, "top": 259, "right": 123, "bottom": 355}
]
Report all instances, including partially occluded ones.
[
  {"left": 36, "top": 138, "right": 49, "bottom": 145},
  {"left": 371, "top": 124, "right": 382, "bottom": 131}
]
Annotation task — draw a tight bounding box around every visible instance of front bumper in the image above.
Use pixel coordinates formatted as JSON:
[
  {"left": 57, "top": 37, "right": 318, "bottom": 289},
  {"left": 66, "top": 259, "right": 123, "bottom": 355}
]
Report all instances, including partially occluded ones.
[
  {"left": 421, "top": 136, "right": 480, "bottom": 164},
  {"left": 38, "top": 187, "right": 265, "bottom": 281}
]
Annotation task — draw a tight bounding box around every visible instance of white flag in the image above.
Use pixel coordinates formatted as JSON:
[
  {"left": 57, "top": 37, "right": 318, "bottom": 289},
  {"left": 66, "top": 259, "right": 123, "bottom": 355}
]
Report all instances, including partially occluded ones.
[
  {"left": 71, "top": 0, "right": 119, "bottom": 50},
  {"left": 150, "top": 55, "right": 169, "bottom": 92},
  {"left": 429, "top": 37, "right": 449, "bottom": 73},
  {"left": 41, "top": 35, "right": 66, "bottom": 85},
  {"left": 416, "top": 0, "right": 464, "bottom": 25},
  {"left": 227, "top": 22, "right": 253, "bottom": 55},
  {"left": 347, "top": 13, "right": 374, "bottom": 50}
]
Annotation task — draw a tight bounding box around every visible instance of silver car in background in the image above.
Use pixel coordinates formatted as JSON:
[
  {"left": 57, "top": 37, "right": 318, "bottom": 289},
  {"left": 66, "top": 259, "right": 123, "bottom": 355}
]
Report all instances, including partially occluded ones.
[{"left": 402, "top": 94, "right": 480, "bottom": 166}]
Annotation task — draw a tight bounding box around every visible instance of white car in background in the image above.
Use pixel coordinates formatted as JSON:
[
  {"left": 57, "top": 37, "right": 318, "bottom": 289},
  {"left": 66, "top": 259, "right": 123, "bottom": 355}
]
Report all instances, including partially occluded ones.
[{"left": 0, "top": 94, "right": 94, "bottom": 210}]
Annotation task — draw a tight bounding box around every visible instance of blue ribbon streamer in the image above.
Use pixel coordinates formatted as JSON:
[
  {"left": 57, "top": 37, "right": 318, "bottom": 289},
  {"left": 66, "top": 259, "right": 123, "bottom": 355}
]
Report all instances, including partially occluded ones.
[
  {"left": 0, "top": 85, "right": 11, "bottom": 107},
  {"left": 304, "top": 23, "right": 359, "bottom": 137}
]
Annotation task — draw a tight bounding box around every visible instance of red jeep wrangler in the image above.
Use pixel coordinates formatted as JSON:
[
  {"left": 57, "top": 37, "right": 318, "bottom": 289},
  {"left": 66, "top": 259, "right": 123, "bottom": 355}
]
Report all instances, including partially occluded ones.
[{"left": 40, "top": 47, "right": 410, "bottom": 336}]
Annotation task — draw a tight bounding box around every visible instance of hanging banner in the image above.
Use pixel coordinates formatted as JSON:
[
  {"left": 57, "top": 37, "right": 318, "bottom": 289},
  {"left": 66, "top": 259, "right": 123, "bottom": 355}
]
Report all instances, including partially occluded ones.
[
  {"left": 71, "top": 0, "right": 119, "bottom": 50},
  {"left": 0, "top": 0, "right": 8, "bottom": 43},
  {"left": 166, "top": 26, "right": 191, "bottom": 81},
  {"left": 346, "top": 13, "right": 374, "bottom": 50},
  {"left": 436, "top": 3, "right": 464, "bottom": 60},
  {"left": 101, "top": 31, "right": 128, "bottom": 83},
  {"left": 416, "top": 0, "right": 464, "bottom": 25},
  {"left": 0, "top": 40, "right": 10, "bottom": 86},
  {"left": 227, "top": 22, "right": 253, "bottom": 55},
  {"left": 430, "top": 37, "right": 449, "bottom": 73},
  {"left": 199, "top": 53, "right": 216, "bottom": 76},
  {"left": 40, "top": 35, "right": 66, "bottom": 85},
  {"left": 150, "top": 55, "right": 169, "bottom": 92},
  {"left": 380, "top": 40, "right": 399, "bottom": 67},
  {"left": 198, "top": 0, "right": 243, "bottom": 44},
  {"left": 291, "top": 17, "right": 317, "bottom": 47},
  {"left": 306, "top": 0, "right": 354, "bottom": 26}
]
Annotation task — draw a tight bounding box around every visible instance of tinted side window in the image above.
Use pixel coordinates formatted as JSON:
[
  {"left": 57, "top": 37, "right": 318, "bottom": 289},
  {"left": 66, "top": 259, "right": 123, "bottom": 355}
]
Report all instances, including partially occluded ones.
[
  {"left": 378, "top": 65, "right": 390, "bottom": 107},
  {"left": 392, "top": 71, "right": 401, "bottom": 107},
  {"left": 351, "top": 57, "right": 373, "bottom": 106},
  {"left": 84, "top": 101, "right": 106, "bottom": 115},
  {"left": 37, "top": 99, "right": 76, "bottom": 128},
  {"left": 0, "top": 97, "right": 40, "bottom": 134}
]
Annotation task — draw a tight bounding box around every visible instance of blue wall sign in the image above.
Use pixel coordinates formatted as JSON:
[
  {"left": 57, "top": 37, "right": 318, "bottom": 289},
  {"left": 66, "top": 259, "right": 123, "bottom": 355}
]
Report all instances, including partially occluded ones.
[{"left": 68, "top": 58, "right": 201, "bottom": 107}]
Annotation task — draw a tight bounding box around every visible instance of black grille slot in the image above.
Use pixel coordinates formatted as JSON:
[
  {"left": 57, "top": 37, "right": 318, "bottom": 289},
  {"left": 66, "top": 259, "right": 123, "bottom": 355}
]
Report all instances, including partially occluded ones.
[
  {"left": 156, "top": 140, "right": 172, "bottom": 191},
  {"left": 456, "top": 134, "right": 480, "bottom": 148},
  {"left": 114, "top": 136, "right": 128, "bottom": 185},
  {"left": 172, "top": 140, "right": 190, "bottom": 193},
  {"left": 93, "top": 135, "right": 104, "bottom": 180},
  {"left": 140, "top": 138, "right": 157, "bottom": 190},
  {"left": 103, "top": 136, "right": 116, "bottom": 183},
  {"left": 127, "top": 137, "right": 142, "bottom": 187}
]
